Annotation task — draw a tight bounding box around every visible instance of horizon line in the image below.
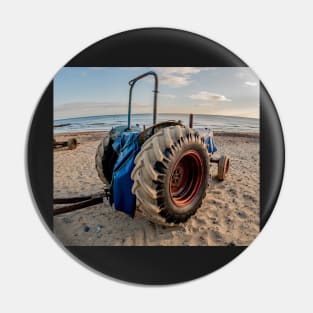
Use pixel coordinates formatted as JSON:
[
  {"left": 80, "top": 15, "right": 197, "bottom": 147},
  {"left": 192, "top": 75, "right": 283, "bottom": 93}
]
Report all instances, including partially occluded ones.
[{"left": 54, "top": 112, "right": 260, "bottom": 122}]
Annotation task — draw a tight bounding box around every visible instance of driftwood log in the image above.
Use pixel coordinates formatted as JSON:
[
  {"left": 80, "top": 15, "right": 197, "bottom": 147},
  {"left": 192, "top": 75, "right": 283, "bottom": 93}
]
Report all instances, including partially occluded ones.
[{"left": 53, "top": 138, "right": 78, "bottom": 150}]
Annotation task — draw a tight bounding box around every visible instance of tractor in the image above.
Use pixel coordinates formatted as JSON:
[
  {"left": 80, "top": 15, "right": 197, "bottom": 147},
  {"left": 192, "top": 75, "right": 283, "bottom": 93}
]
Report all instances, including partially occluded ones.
[{"left": 95, "top": 71, "right": 229, "bottom": 225}]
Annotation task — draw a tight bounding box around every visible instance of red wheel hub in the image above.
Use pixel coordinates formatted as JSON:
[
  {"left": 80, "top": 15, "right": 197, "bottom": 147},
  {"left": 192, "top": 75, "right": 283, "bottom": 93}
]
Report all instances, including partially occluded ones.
[{"left": 170, "top": 150, "right": 203, "bottom": 207}]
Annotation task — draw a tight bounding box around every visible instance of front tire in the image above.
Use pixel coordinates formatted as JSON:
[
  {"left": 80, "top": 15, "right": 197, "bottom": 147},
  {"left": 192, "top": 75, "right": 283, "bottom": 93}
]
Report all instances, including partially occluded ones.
[
  {"left": 131, "top": 125, "right": 209, "bottom": 225},
  {"left": 95, "top": 134, "right": 117, "bottom": 185},
  {"left": 217, "top": 155, "right": 229, "bottom": 181}
]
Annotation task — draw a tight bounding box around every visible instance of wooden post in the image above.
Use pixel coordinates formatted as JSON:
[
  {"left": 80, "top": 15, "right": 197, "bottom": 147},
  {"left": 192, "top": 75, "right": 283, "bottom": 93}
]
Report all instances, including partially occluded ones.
[{"left": 189, "top": 113, "right": 194, "bottom": 128}]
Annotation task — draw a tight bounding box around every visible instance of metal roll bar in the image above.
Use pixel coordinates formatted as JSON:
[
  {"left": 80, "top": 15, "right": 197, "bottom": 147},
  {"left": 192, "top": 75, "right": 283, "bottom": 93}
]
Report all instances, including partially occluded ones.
[{"left": 127, "top": 71, "right": 159, "bottom": 129}]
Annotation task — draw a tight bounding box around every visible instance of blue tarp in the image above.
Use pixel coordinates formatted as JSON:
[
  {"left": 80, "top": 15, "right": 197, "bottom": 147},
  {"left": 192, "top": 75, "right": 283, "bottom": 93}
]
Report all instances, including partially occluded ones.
[
  {"left": 197, "top": 128, "right": 217, "bottom": 153},
  {"left": 205, "top": 134, "right": 217, "bottom": 153},
  {"left": 111, "top": 132, "right": 140, "bottom": 217}
]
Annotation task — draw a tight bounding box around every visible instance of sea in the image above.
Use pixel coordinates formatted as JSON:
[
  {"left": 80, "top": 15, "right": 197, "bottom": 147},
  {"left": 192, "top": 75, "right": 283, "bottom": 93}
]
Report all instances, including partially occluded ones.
[{"left": 53, "top": 113, "right": 259, "bottom": 134}]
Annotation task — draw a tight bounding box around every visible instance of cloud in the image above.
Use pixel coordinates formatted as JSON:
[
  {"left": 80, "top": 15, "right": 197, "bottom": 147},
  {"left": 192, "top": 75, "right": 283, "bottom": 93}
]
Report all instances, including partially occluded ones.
[
  {"left": 189, "top": 91, "right": 231, "bottom": 102},
  {"left": 160, "top": 75, "right": 191, "bottom": 87},
  {"left": 153, "top": 67, "right": 210, "bottom": 87},
  {"left": 236, "top": 68, "right": 259, "bottom": 86},
  {"left": 157, "top": 67, "right": 201, "bottom": 75},
  {"left": 119, "top": 67, "right": 215, "bottom": 87},
  {"left": 245, "top": 81, "right": 258, "bottom": 87}
]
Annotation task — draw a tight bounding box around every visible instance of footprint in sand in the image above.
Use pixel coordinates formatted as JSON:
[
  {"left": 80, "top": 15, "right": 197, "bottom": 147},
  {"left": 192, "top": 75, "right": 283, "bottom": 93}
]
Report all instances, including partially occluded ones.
[
  {"left": 207, "top": 230, "right": 224, "bottom": 244},
  {"left": 243, "top": 193, "right": 257, "bottom": 203},
  {"left": 236, "top": 210, "right": 248, "bottom": 219},
  {"left": 211, "top": 190, "right": 222, "bottom": 195},
  {"left": 228, "top": 188, "right": 237, "bottom": 196}
]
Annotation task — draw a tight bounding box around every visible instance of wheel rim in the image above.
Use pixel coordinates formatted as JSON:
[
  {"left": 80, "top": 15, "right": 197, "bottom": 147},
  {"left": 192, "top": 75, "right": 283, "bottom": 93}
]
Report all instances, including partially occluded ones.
[{"left": 170, "top": 150, "right": 203, "bottom": 207}]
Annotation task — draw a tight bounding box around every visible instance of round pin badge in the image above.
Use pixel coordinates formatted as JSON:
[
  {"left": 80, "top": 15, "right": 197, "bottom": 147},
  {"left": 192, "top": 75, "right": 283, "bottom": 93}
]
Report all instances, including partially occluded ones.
[{"left": 27, "top": 28, "right": 284, "bottom": 284}]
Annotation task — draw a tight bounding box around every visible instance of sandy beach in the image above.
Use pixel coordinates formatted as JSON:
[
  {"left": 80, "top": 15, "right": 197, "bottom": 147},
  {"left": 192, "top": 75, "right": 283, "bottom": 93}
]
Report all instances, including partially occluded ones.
[{"left": 53, "top": 130, "right": 259, "bottom": 246}]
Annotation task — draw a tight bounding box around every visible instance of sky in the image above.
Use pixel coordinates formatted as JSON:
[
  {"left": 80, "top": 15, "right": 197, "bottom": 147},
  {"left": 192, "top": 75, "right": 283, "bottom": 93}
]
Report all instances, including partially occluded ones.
[{"left": 54, "top": 67, "right": 259, "bottom": 120}]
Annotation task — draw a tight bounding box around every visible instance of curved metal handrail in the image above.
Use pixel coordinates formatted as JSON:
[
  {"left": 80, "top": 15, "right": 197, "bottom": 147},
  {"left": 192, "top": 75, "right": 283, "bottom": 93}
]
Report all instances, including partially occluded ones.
[{"left": 127, "top": 71, "right": 159, "bottom": 129}]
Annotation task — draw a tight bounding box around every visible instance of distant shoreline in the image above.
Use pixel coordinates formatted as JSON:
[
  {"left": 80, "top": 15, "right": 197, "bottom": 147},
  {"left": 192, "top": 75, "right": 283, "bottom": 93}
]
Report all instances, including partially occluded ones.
[{"left": 54, "top": 113, "right": 259, "bottom": 134}]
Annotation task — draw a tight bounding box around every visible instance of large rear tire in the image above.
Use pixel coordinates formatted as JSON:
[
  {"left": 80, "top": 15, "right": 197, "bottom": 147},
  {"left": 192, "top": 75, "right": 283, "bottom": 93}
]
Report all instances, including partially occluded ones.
[{"left": 131, "top": 125, "right": 209, "bottom": 225}]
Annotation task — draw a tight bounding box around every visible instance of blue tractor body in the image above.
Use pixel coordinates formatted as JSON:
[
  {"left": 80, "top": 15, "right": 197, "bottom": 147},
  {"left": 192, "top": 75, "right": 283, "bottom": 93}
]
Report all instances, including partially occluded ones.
[{"left": 94, "top": 71, "right": 228, "bottom": 225}]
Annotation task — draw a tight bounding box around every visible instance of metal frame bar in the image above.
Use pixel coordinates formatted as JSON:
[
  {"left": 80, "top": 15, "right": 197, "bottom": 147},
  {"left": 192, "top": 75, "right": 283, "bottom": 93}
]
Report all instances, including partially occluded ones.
[
  {"left": 53, "top": 189, "right": 110, "bottom": 216},
  {"left": 53, "top": 197, "right": 103, "bottom": 215},
  {"left": 127, "top": 71, "right": 159, "bottom": 129}
]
